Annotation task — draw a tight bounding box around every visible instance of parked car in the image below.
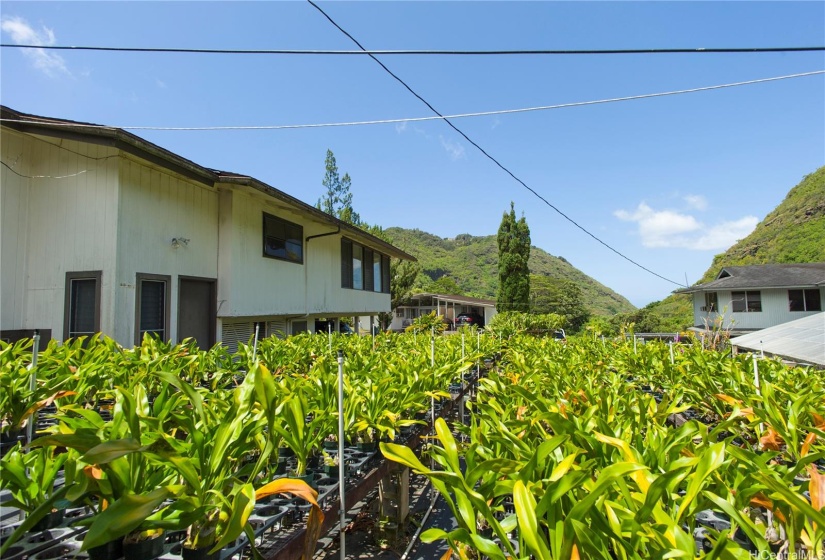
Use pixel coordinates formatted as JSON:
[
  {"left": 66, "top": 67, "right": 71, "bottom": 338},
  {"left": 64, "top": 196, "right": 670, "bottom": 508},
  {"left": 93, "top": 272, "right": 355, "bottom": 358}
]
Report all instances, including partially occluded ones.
[
  {"left": 314, "top": 320, "right": 354, "bottom": 335},
  {"left": 553, "top": 329, "right": 566, "bottom": 341},
  {"left": 454, "top": 312, "right": 485, "bottom": 329}
]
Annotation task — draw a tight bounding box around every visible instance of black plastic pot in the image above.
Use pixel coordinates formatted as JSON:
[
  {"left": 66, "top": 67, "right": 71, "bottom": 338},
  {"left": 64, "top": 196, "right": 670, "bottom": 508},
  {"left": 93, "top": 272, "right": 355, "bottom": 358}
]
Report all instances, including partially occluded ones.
[
  {"left": 31, "top": 509, "right": 64, "bottom": 532},
  {"left": 323, "top": 440, "right": 338, "bottom": 451},
  {"left": 182, "top": 545, "right": 221, "bottom": 560},
  {"left": 274, "top": 457, "right": 288, "bottom": 475},
  {"left": 88, "top": 537, "right": 124, "bottom": 560},
  {"left": 356, "top": 441, "right": 376, "bottom": 452},
  {"left": 123, "top": 533, "right": 164, "bottom": 560},
  {"left": 278, "top": 446, "right": 294, "bottom": 458}
]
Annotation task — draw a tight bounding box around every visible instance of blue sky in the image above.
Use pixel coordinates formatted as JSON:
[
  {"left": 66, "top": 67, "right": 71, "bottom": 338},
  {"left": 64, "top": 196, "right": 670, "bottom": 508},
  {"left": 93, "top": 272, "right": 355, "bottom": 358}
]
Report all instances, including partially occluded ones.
[{"left": 2, "top": 1, "right": 823, "bottom": 307}]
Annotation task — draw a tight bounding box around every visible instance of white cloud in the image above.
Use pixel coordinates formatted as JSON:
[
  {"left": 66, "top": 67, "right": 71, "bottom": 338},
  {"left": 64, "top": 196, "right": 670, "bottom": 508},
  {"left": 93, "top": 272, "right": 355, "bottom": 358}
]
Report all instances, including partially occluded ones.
[
  {"left": 683, "top": 194, "right": 708, "bottom": 211},
  {"left": 155, "top": 78, "right": 167, "bottom": 89},
  {"left": 691, "top": 216, "right": 759, "bottom": 250},
  {"left": 395, "top": 121, "right": 408, "bottom": 134},
  {"left": 439, "top": 135, "right": 465, "bottom": 160},
  {"left": 1, "top": 16, "right": 69, "bottom": 77},
  {"left": 615, "top": 202, "right": 758, "bottom": 250}
]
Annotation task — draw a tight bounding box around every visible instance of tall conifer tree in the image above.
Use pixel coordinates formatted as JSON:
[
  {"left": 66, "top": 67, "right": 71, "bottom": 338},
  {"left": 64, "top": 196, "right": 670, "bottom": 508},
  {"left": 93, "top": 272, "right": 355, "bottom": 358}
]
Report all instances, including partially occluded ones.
[
  {"left": 496, "top": 202, "right": 531, "bottom": 312},
  {"left": 317, "top": 149, "right": 360, "bottom": 225}
]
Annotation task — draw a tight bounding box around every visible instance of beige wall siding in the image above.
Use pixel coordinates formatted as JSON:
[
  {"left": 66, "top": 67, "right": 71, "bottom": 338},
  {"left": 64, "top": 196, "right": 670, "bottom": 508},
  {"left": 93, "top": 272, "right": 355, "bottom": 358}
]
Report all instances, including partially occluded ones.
[
  {"left": 306, "top": 234, "right": 391, "bottom": 316},
  {"left": 116, "top": 158, "right": 218, "bottom": 344},
  {"left": 1, "top": 129, "right": 32, "bottom": 329},
  {"left": 1, "top": 130, "right": 119, "bottom": 337},
  {"left": 218, "top": 187, "right": 308, "bottom": 317},
  {"left": 216, "top": 186, "right": 392, "bottom": 319}
]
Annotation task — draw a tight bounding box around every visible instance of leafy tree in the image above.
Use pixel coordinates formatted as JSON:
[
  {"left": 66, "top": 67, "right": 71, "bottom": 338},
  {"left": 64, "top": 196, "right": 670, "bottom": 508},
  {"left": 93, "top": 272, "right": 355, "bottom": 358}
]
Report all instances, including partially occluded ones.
[
  {"left": 496, "top": 202, "right": 530, "bottom": 312},
  {"left": 530, "top": 275, "right": 590, "bottom": 332},
  {"left": 486, "top": 311, "right": 564, "bottom": 338},
  {"left": 317, "top": 149, "right": 360, "bottom": 225},
  {"left": 610, "top": 302, "right": 665, "bottom": 334},
  {"left": 422, "top": 275, "right": 463, "bottom": 296}
]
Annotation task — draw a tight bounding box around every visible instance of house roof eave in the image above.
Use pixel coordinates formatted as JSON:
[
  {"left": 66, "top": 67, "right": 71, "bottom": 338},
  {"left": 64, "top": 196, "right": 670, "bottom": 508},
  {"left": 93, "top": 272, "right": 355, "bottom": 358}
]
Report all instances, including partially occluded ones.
[
  {"left": 1, "top": 105, "right": 415, "bottom": 263},
  {"left": 217, "top": 174, "right": 416, "bottom": 262}
]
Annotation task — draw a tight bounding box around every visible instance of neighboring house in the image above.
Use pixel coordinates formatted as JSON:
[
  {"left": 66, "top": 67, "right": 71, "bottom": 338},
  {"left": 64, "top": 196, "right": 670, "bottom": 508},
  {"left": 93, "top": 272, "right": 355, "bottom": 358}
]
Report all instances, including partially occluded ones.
[
  {"left": 674, "top": 263, "right": 825, "bottom": 334},
  {"left": 0, "top": 106, "right": 415, "bottom": 352},
  {"left": 390, "top": 293, "right": 497, "bottom": 331},
  {"left": 730, "top": 312, "right": 824, "bottom": 369}
]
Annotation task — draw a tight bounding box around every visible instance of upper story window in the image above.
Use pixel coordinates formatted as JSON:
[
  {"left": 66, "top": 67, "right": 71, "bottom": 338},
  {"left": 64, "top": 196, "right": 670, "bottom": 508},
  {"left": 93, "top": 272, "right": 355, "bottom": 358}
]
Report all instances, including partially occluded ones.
[
  {"left": 788, "top": 289, "right": 822, "bottom": 312},
  {"left": 341, "top": 237, "right": 390, "bottom": 293},
  {"left": 263, "top": 213, "right": 303, "bottom": 264},
  {"left": 702, "top": 292, "right": 718, "bottom": 312},
  {"left": 731, "top": 291, "right": 761, "bottom": 313}
]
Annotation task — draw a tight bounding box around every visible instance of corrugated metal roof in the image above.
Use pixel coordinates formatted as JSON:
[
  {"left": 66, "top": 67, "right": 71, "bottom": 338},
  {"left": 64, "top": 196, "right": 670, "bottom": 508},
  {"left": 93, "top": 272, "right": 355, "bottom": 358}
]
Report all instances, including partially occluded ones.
[
  {"left": 675, "top": 263, "right": 825, "bottom": 294},
  {"left": 730, "top": 312, "right": 825, "bottom": 366}
]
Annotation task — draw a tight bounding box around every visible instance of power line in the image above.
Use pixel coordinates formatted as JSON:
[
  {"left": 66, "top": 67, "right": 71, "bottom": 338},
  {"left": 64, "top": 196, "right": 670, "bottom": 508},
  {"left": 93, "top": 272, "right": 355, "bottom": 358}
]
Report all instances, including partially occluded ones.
[
  {"left": 2, "top": 43, "right": 824, "bottom": 56},
  {"left": 308, "top": 0, "right": 688, "bottom": 288},
  {"left": 2, "top": 70, "right": 820, "bottom": 132}
]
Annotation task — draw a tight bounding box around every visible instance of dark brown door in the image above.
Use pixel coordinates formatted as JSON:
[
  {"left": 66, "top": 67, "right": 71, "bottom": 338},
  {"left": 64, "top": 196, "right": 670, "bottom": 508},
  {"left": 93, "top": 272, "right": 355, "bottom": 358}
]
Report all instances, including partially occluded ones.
[{"left": 178, "top": 278, "right": 216, "bottom": 348}]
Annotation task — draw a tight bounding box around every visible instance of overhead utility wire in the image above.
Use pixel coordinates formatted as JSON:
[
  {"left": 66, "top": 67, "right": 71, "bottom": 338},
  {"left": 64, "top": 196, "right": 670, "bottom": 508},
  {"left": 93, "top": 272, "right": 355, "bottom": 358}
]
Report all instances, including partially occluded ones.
[
  {"left": 2, "top": 70, "right": 820, "bottom": 132},
  {"left": 308, "top": 0, "right": 686, "bottom": 288},
  {"left": 2, "top": 44, "right": 824, "bottom": 55}
]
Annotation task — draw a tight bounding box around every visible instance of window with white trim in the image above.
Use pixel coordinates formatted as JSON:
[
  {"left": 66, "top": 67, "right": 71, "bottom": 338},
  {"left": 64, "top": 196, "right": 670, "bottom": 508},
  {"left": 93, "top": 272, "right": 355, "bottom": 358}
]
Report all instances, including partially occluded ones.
[
  {"left": 788, "top": 289, "right": 822, "bottom": 312},
  {"left": 731, "top": 291, "right": 761, "bottom": 313},
  {"left": 703, "top": 292, "right": 718, "bottom": 312}
]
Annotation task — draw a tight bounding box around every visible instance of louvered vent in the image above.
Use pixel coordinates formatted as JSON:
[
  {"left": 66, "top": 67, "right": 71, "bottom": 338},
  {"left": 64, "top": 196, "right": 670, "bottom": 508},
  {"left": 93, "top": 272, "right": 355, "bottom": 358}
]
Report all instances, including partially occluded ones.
[
  {"left": 221, "top": 321, "right": 253, "bottom": 354},
  {"left": 267, "top": 320, "right": 287, "bottom": 339}
]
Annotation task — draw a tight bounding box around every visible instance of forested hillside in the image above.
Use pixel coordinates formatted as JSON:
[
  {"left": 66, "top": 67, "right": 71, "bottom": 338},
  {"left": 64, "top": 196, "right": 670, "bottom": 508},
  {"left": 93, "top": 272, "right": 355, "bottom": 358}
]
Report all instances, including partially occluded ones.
[{"left": 384, "top": 227, "right": 635, "bottom": 316}]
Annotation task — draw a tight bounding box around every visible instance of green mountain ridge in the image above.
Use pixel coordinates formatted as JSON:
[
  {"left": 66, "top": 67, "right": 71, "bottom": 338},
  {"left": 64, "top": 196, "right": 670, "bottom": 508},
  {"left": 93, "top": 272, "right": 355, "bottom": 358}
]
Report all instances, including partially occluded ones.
[
  {"left": 647, "top": 166, "right": 825, "bottom": 329},
  {"left": 384, "top": 227, "right": 636, "bottom": 316}
]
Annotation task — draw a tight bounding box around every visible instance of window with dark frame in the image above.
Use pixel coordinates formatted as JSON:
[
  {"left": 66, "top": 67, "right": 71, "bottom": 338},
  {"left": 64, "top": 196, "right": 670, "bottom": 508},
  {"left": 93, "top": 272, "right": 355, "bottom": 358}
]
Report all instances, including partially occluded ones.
[
  {"left": 64, "top": 271, "right": 101, "bottom": 339},
  {"left": 731, "top": 291, "right": 762, "bottom": 313},
  {"left": 136, "top": 274, "right": 170, "bottom": 343},
  {"left": 341, "top": 239, "right": 353, "bottom": 289},
  {"left": 353, "top": 244, "right": 364, "bottom": 290},
  {"left": 263, "top": 213, "right": 303, "bottom": 264},
  {"left": 788, "top": 289, "right": 822, "bottom": 312},
  {"left": 341, "top": 237, "right": 390, "bottom": 293},
  {"left": 373, "top": 252, "right": 382, "bottom": 293}
]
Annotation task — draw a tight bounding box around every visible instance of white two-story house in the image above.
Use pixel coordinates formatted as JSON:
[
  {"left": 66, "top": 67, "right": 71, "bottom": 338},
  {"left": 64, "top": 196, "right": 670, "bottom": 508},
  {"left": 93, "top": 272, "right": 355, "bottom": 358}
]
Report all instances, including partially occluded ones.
[
  {"left": 1, "top": 105, "right": 415, "bottom": 351},
  {"left": 674, "top": 263, "right": 825, "bottom": 334}
]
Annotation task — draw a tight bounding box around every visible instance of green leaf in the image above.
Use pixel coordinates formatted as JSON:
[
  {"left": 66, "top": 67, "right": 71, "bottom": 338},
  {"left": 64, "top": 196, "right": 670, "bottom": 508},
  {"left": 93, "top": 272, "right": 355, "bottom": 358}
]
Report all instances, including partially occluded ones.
[
  {"left": 677, "top": 442, "right": 725, "bottom": 523},
  {"left": 434, "top": 417, "right": 461, "bottom": 474},
  {"left": 211, "top": 484, "right": 255, "bottom": 552},
  {"left": 81, "top": 439, "right": 143, "bottom": 465},
  {"left": 81, "top": 487, "right": 172, "bottom": 550},
  {"left": 513, "top": 480, "right": 551, "bottom": 560},
  {"left": 380, "top": 442, "right": 431, "bottom": 473}
]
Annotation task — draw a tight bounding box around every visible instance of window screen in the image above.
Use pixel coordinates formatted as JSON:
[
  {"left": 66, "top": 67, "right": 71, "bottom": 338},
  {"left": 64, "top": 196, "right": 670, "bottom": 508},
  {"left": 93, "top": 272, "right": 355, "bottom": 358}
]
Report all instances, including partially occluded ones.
[{"left": 139, "top": 280, "right": 166, "bottom": 339}]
